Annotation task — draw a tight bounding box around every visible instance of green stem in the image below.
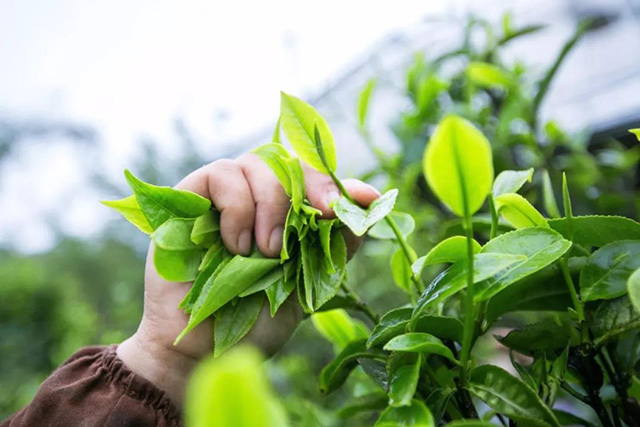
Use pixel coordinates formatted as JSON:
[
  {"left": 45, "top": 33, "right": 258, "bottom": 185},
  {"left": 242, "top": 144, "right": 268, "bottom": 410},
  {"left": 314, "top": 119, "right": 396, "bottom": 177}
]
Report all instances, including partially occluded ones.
[
  {"left": 340, "top": 283, "right": 380, "bottom": 324},
  {"left": 459, "top": 214, "right": 476, "bottom": 385},
  {"left": 559, "top": 257, "right": 584, "bottom": 322}
]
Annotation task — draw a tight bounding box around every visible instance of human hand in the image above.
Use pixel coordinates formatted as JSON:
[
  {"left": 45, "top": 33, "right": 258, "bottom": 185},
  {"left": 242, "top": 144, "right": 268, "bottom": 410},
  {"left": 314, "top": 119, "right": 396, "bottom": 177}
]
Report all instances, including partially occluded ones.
[{"left": 117, "top": 152, "right": 379, "bottom": 404}]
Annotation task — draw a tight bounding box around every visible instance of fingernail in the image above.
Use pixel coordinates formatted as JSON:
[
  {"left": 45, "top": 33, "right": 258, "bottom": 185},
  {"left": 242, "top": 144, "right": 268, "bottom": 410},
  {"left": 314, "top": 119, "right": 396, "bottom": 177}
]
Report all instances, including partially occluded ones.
[
  {"left": 269, "top": 226, "right": 284, "bottom": 254},
  {"left": 325, "top": 190, "right": 340, "bottom": 207},
  {"left": 238, "top": 230, "right": 252, "bottom": 255}
]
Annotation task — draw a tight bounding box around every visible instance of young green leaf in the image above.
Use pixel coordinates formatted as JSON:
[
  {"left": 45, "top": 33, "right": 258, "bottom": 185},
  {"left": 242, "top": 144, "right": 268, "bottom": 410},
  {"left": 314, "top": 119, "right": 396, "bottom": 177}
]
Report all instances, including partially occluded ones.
[
  {"left": 319, "top": 339, "right": 383, "bottom": 395},
  {"left": 561, "top": 173, "right": 574, "bottom": 241},
  {"left": 423, "top": 115, "right": 493, "bottom": 217},
  {"left": 272, "top": 116, "right": 281, "bottom": 143},
  {"left": 190, "top": 211, "right": 220, "bottom": 247},
  {"left": 412, "top": 236, "right": 481, "bottom": 277},
  {"left": 375, "top": 399, "right": 434, "bottom": 427},
  {"left": 628, "top": 268, "right": 640, "bottom": 313},
  {"left": 629, "top": 128, "right": 640, "bottom": 141},
  {"left": 124, "top": 169, "right": 211, "bottom": 229},
  {"left": 467, "top": 62, "right": 514, "bottom": 89},
  {"left": 301, "top": 229, "right": 347, "bottom": 311},
  {"left": 185, "top": 346, "right": 289, "bottom": 427},
  {"left": 252, "top": 142, "right": 293, "bottom": 196},
  {"left": 469, "top": 365, "right": 560, "bottom": 427},
  {"left": 368, "top": 307, "right": 413, "bottom": 348},
  {"left": 265, "top": 262, "right": 296, "bottom": 317},
  {"left": 413, "top": 253, "right": 525, "bottom": 315},
  {"left": 492, "top": 168, "right": 534, "bottom": 197},
  {"left": 391, "top": 247, "right": 417, "bottom": 292},
  {"left": 213, "top": 293, "right": 265, "bottom": 357},
  {"left": 412, "top": 315, "right": 464, "bottom": 342},
  {"left": 238, "top": 266, "right": 284, "bottom": 297},
  {"left": 286, "top": 157, "right": 307, "bottom": 213},
  {"left": 101, "top": 195, "right": 153, "bottom": 234},
  {"left": 180, "top": 245, "right": 226, "bottom": 313},
  {"left": 388, "top": 354, "right": 421, "bottom": 407},
  {"left": 279, "top": 91, "right": 337, "bottom": 173},
  {"left": 369, "top": 211, "right": 416, "bottom": 240},
  {"left": 311, "top": 309, "right": 369, "bottom": 351},
  {"left": 319, "top": 219, "right": 337, "bottom": 273},
  {"left": 541, "top": 170, "right": 561, "bottom": 218},
  {"left": 580, "top": 241, "right": 640, "bottom": 302},
  {"left": 358, "top": 79, "right": 377, "bottom": 129},
  {"left": 175, "top": 253, "right": 280, "bottom": 344},
  {"left": 474, "top": 227, "right": 572, "bottom": 302},
  {"left": 494, "top": 193, "right": 548, "bottom": 229},
  {"left": 384, "top": 333, "right": 456, "bottom": 362},
  {"left": 332, "top": 189, "right": 398, "bottom": 236},
  {"left": 548, "top": 215, "right": 640, "bottom": 248},
  {"left": 152, "top": 218, "right": 203, "bottom": 282}
]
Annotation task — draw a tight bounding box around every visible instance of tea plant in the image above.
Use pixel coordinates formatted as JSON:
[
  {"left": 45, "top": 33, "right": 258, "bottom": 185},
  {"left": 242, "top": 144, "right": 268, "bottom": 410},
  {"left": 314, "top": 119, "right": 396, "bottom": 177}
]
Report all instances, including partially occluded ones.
[{"left": 107, "top": 92, "right": 640, "bottom": 425}]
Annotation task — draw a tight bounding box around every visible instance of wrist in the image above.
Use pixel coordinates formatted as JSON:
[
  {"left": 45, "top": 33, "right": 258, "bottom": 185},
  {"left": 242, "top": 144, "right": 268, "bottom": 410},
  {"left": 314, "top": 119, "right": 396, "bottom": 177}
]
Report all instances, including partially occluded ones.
[{"left": 117, "top": 330, "right": 198, "bottom": 406}]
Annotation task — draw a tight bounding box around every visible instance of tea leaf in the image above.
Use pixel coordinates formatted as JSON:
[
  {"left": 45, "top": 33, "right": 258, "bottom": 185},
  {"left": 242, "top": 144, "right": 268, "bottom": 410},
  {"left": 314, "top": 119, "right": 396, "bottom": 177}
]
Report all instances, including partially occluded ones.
[
  {"left": 593, "top": 296, "right": 640, "bottom": 347},
  {"left": 412, "top": 236, "right": 481, "bottom": 276},
  {"left": 319, "top": 339, "right": 383, "bottom": 395},
  {"left": 358, "top": 79, "right": 376, "bottom": 129},
  {"left": 272, "top": 116, "right": 281, "bottom": 143},
  {"left": 391, "top": 247, "right": 417, "bottom": 292},
  {"left": 213, "top": 293, "right": 265, "bottom": 357},
  {"left": 496, "top": 321, "right": 571, "bottom": 358},
  {"left": 580, "top": 241, "right": 640, "bottom": 301},
  {"left": 375, "top": 399, "right": 434, "bottom": 427},
  {"left": 424, "top": 389, "right": 452, "bottom": 425},
  {"left": 185, "top": 346, "right": 288, "bottom": 427},
  {"left": 301, "top": 229, "right": 347, "bottom": 311},
  {"left": 319, "top": 219, "right": 337, "bottom": 273},
  {"left": 332, "top": 189, "right": 398, "bottom": 236},
  {"left": 552, "top": 410, "right": 596, "bottom": 427},
  {"left": 368, "top": 307, "right": 413, "bottom": 348},
  {"left": 265, "top": 262, "right": 296, "bottom": 317},
  {"left": 474, "top": 227, "right": 572, "bottom": 302},
  {"left": 175, "top": 253, "right": 280, "bottom": 344},
  {"left": 124, "top": 169, "right": 211, "bottom": 229},
  {"left": 485, "top": 263, "right": 575, "bottom": 323},
  {"left": 180, "top": 246, "right": 226, "bottom": 313},
  {"left": 190, "top": 211, "right": 220, "bottom": 247},
  {"left": 548, "top": 216, "right": 640, "bottom": 248},
  {"left": 239, "top": 266, "right": 284, "bottom": 297},
  {"left": 469, "top": 365, "right": 560, "bottom": 427},
  {"left": 369, "top": 211, "right": 416, "bottom": 240},
  {"left": 494, "top": 193, "right": 548, "bottom": 229},
  {"left": 492, "top": 168, "right": 533, "bottom": 197},
  {"left": 628, "top": 268, "right": 640, "bottom": 313},
  {"left": 101, "top": 195, "right": 153, "bottom": 234},
  {"left": 630, "top": 128, "right": 640, "bottom": 141},
  {"left": 423, "top": 115, "right": 493, "bottom": 217},
  {"left": 286, "top": 157, "right": 306, "bottom": 212},
  {"left": 337, "top": 392, "right": 388, "bottom": 419},
  {"left": 280, "top": 92, "right": 336, "bottom": 173},
  {"left": 541, "top": 170, "right": 561, "bottom": 218},
  {"left": 413, "top": 253, "right": 524, "bottom": 314},
  {"left": 252, "top": 142, "right": 293, "bottom": 195},
  {"left": 384, "top": 333, "right": 456, "bottom": 362},
  {"left": 412, "top": 315, "right": 464, "bottom": 342},
  {"left": 152, "top": 218, "right": 203, "bottom": 282},
  {"left": 388, "top": 354, "right": 421, "bottom": 407},
  {"left": 467, "top": 62, "right": 514, "bottom": 89},
  {"left": 311, "top": 309, "right": 369, "bottom": 351}
]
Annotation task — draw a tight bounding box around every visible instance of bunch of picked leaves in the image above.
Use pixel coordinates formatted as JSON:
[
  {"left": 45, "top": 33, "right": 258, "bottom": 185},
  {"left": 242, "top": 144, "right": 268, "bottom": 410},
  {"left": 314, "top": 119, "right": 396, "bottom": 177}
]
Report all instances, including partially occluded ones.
[{"left": 103, "top": 92, "right": 401, "bottom": 356}]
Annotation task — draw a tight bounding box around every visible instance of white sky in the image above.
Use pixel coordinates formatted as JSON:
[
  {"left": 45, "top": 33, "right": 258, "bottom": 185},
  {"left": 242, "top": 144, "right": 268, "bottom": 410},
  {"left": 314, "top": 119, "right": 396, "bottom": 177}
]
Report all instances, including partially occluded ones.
[{"left": 0, "top": 0, "right": 450, "bottom": 251}]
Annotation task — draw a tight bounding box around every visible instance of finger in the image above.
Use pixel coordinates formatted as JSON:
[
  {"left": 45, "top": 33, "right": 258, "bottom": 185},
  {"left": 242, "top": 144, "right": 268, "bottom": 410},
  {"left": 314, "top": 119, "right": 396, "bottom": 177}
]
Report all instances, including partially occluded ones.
[
  {"left": 237, "top": 153, "right": 290, "bottom": 258},
  {"left": 175, "top": 159, "right": 255, "bottom": 255},
  {"left": 304, "top": 164, "right": 380, "bottom": 217}
]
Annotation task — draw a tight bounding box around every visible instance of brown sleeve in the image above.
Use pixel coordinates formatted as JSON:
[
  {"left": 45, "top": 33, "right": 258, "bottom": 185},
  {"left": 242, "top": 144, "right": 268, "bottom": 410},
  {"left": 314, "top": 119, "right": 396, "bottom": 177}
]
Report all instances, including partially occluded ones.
[{"left": 1, "top": 345, "right": 182, "bottom": 427}]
